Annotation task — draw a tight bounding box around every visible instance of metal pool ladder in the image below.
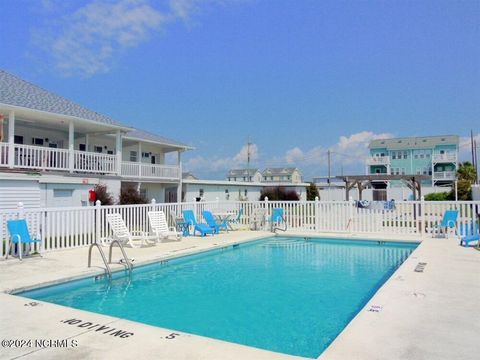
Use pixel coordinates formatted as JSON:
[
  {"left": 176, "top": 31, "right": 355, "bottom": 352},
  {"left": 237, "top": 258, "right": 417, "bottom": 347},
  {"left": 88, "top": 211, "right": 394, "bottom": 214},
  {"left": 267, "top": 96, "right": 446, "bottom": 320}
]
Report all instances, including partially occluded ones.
[
  {"left": 88, "top": 243, "right": 112, "bottom": 280},
  {"left": 108, "top": 240, "right": 133, "bottom": 275}
]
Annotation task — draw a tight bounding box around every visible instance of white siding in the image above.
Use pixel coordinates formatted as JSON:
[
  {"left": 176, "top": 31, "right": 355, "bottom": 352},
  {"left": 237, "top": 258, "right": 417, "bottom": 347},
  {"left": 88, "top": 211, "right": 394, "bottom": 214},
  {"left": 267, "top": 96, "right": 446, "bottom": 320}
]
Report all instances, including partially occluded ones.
[{"left": 0, "top": 180, "right": 41, "bottom": 209}]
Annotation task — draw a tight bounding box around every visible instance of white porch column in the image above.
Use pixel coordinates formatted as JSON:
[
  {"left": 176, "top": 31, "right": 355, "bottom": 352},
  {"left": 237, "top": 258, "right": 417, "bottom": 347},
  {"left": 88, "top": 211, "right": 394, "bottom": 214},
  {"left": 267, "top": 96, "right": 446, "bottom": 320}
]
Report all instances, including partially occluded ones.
[
  {"left": 116, "top": 130, "right": 122, "bottom": 176},
  {"left": 177, "top": 150, "right": 182, "bottom": 202},
  {"left": 85, "top": 134, "right": 90, "bottom": 152},
  {"left": 7, "top": 111, "right": 15, "bottom": 169},
  {"left": 138, "top": 141, "right": 142, "bottom": 178},
  {"left": 68, "top": 121, "right": 75, "bottom": 173}
]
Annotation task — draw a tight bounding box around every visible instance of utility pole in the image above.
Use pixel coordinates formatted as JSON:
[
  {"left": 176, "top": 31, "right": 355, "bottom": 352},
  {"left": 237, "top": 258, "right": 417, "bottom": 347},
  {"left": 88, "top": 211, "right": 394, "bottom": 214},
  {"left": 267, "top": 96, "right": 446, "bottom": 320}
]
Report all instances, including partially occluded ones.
[{"left": 475, "top": 139, "right": 479, "bottom": 185}]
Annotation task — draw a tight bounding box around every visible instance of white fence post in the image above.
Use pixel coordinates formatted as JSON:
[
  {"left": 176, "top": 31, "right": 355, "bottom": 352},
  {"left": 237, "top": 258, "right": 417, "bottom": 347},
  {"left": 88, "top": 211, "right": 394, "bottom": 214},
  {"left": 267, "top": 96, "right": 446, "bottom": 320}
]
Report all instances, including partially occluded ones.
[
  {"left": 17, "top": 202, "right": 25, "bottom": 219},
  {"left": 95, "top": 200, "right": 101, "bottom": 244},
  {"left": 348, "top": 197, "right": 354, "bottom": 232},
  {"left": 420, "top": 196, "right": 425, "bottom": 238},
  {"left": 193, "top": 198, "right": 198, "bottom": 219},
  {"left": 315, "top": 196, "right": 320, "bottom": 232}
]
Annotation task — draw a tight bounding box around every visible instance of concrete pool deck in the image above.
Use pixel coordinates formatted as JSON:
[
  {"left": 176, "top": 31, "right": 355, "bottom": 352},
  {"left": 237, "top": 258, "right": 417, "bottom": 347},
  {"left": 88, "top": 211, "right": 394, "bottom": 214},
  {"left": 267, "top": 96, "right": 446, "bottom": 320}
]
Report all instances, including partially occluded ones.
[{"left": 0, "top": 231, "right": 478, "bottom": 359}]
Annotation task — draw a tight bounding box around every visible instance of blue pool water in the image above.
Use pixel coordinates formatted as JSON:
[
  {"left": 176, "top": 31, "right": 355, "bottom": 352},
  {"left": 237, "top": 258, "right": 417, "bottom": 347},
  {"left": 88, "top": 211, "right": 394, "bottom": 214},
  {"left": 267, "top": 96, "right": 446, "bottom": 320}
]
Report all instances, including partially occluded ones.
[{"left": 19, "top": 237, "right": 417, "bottom": 358}]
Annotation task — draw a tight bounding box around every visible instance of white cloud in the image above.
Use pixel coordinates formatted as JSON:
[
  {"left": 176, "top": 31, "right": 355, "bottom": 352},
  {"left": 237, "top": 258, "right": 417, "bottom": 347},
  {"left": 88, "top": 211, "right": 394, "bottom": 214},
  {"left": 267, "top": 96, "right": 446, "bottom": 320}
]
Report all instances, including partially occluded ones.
[
  {"left": 184, "top": 142, "right": 259, "bottom": 177},
  {"left": 33, "top": 0, "right": 231, "bottom": 77},
  {"left": 233, "top": 143, "right": 259, "bottom": 163},
  {"left": 280, "top": 131, "right": 394, "bottom": 176},
  {"left": 285, "top": 147, "right": 304, "bottom": 164}
]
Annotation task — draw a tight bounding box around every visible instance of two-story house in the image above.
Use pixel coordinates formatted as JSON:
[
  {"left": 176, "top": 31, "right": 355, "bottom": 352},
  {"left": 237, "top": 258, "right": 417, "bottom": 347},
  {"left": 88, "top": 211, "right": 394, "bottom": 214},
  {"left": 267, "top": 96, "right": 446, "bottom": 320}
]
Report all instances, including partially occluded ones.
[
  {"left": 0, "top": 70, "right": 192, "bottom": 208},
  {"left": 366, "top": 135, "right": 459, "bottom": 187},
  {"left": 226, "top": 169, "right": 263, "bottom": 182},
  {"left": 262, "top": 168, "right": 303, "bottom": 183}
]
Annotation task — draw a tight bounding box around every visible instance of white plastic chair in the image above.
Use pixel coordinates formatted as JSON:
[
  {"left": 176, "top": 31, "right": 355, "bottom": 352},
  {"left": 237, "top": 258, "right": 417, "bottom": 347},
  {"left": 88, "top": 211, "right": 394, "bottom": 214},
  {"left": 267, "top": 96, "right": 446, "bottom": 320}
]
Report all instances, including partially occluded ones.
[
  {"left": 148, "top": 211, "right": 181, "bottom": 242},
  {"left": 106, "top": 213, "right": 146, "bottom": 248}
]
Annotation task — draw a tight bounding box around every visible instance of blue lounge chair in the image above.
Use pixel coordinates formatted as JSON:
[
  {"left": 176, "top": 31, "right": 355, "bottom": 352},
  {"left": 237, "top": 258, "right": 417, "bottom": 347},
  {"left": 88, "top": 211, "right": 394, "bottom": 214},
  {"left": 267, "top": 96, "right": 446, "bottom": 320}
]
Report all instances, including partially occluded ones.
[
  {"left": 182, "top": 210, "right": 215, "bottom": 237},
  {"left": 433, "top": 210, "right": 458, "bottom": 238},
  {"left": 7, "top": 219, "right": 42, "bottom": 260},
  {"left": 228, "top": 208, "right": 244, "bottom": 228},
  {"left": 202, "top": 210, "right": 228, "bottom": 233},
  {"left": 459, "top": 222, "right": 480, "bottom": 247},
  {"left": 270, "top": 208, "right": 287, "bottom": 232}
]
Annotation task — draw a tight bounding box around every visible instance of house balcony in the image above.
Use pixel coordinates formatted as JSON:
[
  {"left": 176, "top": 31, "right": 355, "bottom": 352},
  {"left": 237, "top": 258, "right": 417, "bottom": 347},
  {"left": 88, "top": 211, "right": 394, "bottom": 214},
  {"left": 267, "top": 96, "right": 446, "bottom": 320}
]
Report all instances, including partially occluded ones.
[
  {"left": 432, "top": 153, "right": 457, "bottom": 163},
  {"left": 433, "top": 171, "right": 456, "bottom": 181},
  {"left": 121, "top": 162, "right": 180, "bottom": 181},
  {"left": 0, "top": 144, "right": 181, "bottom": 181},
  {"left": 366, "top": 156, "right": 390, "bottom": 166},
  {"left": 0, "top": 143, "right": 118, "bottom": 175}
]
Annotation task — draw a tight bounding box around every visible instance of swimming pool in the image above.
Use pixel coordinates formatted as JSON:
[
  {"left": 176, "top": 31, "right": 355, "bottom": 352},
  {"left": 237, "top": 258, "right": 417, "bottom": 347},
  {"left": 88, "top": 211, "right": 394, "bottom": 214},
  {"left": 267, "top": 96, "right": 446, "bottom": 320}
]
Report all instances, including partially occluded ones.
[{"left": 19, "top": 236, "right": 417, "bottom": 358}]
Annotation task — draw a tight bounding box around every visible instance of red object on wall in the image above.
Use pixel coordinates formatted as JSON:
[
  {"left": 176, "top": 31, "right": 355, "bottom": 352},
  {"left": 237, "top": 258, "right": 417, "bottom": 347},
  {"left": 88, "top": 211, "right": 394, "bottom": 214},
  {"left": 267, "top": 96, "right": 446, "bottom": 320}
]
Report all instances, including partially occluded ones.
[{"left": 88, "top": 189, "right": 97, "bottom": 202}]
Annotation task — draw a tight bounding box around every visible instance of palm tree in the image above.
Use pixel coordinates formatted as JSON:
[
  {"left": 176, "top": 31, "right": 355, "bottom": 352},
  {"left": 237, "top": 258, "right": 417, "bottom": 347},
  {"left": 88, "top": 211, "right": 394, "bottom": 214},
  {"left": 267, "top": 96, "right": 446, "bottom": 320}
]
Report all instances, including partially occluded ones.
[
  {"left": 457, "top": 161, "right": 477, "bottom": 183},
  {"left": 454, "top": 162, "right": 477, "bottom": 200}
]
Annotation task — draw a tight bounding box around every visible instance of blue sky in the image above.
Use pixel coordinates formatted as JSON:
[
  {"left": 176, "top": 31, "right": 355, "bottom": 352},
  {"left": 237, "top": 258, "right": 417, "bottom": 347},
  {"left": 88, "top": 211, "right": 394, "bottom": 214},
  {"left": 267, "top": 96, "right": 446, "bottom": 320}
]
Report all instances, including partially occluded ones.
[{"left": 1, "top": 0, "right": 479, "bottom": 180}]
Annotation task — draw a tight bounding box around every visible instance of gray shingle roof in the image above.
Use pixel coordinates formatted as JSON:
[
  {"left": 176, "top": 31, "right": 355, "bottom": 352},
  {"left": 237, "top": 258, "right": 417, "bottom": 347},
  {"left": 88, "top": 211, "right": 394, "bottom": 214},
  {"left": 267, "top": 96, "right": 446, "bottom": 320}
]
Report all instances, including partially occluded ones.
[
  {"left": 227, "top": 168, "right": 260, "bottom": 177},
  {"left": 369, "top": 135, "right": 459, "bottom": 150},
  {"left": 0, "top": 70, "right": 128, "bottom": 128},
  {"left": 262, "top": 167, "right": 299, "bottom": 176},
  {"left": 124, "top": 128, "right": 192, "bottom": 149}
]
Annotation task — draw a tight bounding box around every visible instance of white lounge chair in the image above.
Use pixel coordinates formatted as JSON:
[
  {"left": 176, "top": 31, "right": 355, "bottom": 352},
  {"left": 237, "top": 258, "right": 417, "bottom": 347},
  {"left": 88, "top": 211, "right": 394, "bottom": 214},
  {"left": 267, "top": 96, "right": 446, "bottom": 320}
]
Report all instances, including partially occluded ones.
[
  {"left": 106, "top": 213, "right": 146, "bottom": 248},
  {"left": 148, "top": 211, "right": 181, "bottom": 242}
]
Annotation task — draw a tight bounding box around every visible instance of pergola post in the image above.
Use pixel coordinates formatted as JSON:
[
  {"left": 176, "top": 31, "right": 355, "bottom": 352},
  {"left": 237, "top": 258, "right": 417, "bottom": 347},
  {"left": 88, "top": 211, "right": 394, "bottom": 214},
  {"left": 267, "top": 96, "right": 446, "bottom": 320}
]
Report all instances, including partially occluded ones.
[
  {"left": 7, "top": 111, "right": 15, "bottom": 169},
  {"left": 68, "top": 121, "right": 74, "bottom": 173}
]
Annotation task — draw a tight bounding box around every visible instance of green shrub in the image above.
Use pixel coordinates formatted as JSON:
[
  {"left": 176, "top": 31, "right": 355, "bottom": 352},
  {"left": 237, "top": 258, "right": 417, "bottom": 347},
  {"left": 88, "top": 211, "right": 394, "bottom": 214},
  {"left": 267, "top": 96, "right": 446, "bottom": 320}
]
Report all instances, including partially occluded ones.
[
  {"left": 259, "top": 187, "right": 300, "bottom": 201},
  {"left": 306, "top": 182, "right": 320, "bottom": 201},
  {"left": 119, "top": 185, "right": 148, "bottom": 205},
  {"left": 424, "top": 192, "right": 451, "bottom": 201},
  {"left": 94, "top": 183, "right": 114, "bottom": 205}
]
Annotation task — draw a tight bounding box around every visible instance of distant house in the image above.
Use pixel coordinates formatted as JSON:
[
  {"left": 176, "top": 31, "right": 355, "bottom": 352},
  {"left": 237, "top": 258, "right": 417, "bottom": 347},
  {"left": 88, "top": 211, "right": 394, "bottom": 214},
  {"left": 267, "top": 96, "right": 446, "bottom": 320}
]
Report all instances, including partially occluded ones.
[
  {"left": 262, "top": 168, "right": 302, "bottom": 183},
  {"left": 182, "top": 172, "right": 198, "bottom": 180},
  {"left": 182, "top": 179, "right": 308, "bottom": 202},
  {"left": 367, "top": 135, "right": 459, "bottom": 187},
  {"left": 226, "top": 168, "right": 263, "bottom": 182}
]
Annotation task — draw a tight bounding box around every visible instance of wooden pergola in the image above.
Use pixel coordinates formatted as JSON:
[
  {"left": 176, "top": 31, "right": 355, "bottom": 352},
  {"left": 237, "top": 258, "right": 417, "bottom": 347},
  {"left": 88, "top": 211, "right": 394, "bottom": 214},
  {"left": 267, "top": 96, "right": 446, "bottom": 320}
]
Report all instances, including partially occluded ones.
[{"left": 336, "top": 175, "right": 431, "bottom": 201}]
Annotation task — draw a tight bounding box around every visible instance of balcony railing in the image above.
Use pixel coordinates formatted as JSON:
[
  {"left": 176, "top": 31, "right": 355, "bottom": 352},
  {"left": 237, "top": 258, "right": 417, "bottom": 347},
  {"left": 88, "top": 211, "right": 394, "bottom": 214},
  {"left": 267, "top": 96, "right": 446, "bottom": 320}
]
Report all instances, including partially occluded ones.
[
  {"left": 0, "top": 143, "right": 8, "bottom": 166},
  {"left": 366, "top": 156, "right": 390, "bottom": 165},
  {"left": 0, "top": 144, "right": 181, "bottom": 180},
  {"left": 121, "top": 162, "right": 180, "bottom": 180},
  {"left": 432, "top": 153, "right": 457, "bottom": 163},
  {"left": 13, "top": 144, "right": 70, "bottom": 170},
  {"left": 0, "top": 144, "right": 117, "bottom": 174},
  {"left": 73, "top": 150, "right": 117, "bottom": 174},
  {"left": 433, "top": 171, "right": 456, "bottom": 180}
]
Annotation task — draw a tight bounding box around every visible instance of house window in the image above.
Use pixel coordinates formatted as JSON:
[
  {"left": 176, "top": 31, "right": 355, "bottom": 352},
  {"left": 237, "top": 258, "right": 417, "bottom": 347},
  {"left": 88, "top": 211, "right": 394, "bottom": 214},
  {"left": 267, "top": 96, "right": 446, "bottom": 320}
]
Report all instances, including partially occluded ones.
[
  {"left": 403, "top": 151, "right": 408, "bottom": 159},
  {"left": 392, "top": 152, "right": 396, "bottom": 160},
  {"left": 130, "top": 151, "right": 137, "bottom": 162},
  {"left": 107, "top": 150, "right": 114, "bottom": 155},
  {"left": 142, "top": 152, "right": 150, "bottom": 158},
  {"left": 244, "top": 189, "right": 248, "bottom": 197},
  {"left": 94, "top": 146, "right": 103, "bottom": 153},
  {"left": 199, "top": 189, "right": 204, "bottom": 197},
  {"left": 32, "top": 138, "right": 44, "bottom": 146},
  {"left": 225, "top": 189, "right": 229, "bottom": 200},
  {"left": 14, "top": 135, "right": 23, "bottom": 144},
  {"left": 79, "top": 144, "right": 86, "bottom": 151}
]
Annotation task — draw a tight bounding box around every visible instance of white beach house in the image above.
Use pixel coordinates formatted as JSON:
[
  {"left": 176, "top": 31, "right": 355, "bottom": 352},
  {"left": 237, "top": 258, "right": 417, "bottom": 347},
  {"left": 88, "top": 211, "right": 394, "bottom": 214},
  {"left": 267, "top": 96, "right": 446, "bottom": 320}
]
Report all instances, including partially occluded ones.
[{"left": 0, "top": 70, "right": 192, "bottom": 208}]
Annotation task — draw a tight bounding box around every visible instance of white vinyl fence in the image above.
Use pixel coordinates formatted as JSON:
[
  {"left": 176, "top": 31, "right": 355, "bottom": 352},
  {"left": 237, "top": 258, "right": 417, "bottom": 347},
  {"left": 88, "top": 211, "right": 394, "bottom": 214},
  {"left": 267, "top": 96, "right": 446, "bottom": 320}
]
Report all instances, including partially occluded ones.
[{"left": 1, "top": 199, "right": 479, "bottom": 258}]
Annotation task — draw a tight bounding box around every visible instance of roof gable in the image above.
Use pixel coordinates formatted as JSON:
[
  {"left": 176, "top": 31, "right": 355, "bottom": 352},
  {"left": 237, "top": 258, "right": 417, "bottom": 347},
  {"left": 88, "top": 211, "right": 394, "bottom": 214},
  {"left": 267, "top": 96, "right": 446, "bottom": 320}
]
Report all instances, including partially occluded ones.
[{"left": 0, "top": 70, "right": 128, "bottom": 128}]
